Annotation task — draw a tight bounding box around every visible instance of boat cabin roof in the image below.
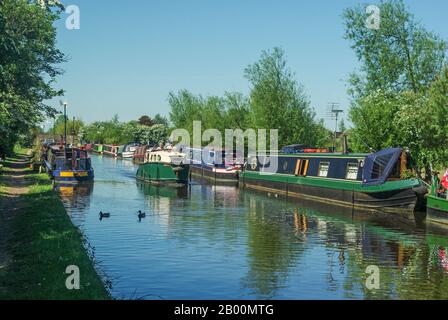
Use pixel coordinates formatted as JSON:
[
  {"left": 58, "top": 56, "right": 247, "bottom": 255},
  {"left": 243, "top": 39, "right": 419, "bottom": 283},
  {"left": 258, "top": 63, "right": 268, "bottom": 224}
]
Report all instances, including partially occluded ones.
[{"left": 253, "top": 151, "right": 369, "bottom": 158}]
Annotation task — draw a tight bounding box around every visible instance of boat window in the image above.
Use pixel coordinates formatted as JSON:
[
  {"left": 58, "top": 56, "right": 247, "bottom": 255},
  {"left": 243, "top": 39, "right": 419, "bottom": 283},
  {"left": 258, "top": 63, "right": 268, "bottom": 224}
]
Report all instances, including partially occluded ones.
[
  {"left": 363, "top": 149, "right": 403, "bottom": 186},
  {"left": 301, "top": 160, "right": 309, "bottom": 176},
  {"left": 318, "top": 162, "right": 330, "bottom": 177},
  {"left": 371, "top": 154, "right": 393, "bottom": 179},
  {"left": 283, "top": 160, "right": 289, "bottom": 172},
  {"left": 250, "top": 157, "right": 258, "bottom": 170},
  {"left": 295, "top": 159, "right": 310, "bottom": 177},
  {"left": 346, "top": 163, "right": 359, "bottom": 180},
  {"left": 158, "top": 155, "right": 161, "bottom": 162},
  {"left": 295, "top": 160, "right": 301, "bottom": 176}
]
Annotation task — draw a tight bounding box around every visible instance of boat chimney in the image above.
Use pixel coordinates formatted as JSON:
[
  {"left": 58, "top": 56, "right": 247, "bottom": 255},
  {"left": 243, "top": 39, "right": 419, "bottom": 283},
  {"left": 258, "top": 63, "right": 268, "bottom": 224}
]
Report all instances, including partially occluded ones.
[{"left": 343, "top": 134, "right": 349, "bottom": 154}]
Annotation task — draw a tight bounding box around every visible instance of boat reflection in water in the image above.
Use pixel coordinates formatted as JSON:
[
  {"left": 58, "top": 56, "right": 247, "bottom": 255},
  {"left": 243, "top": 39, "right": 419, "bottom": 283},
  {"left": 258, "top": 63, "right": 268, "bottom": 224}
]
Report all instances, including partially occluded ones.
[
  {"left": 55, "top": 182, "right": 94, "bottom": 218},
  {"left": 55, "top": 154, "right": 448, "bottom": 300}
]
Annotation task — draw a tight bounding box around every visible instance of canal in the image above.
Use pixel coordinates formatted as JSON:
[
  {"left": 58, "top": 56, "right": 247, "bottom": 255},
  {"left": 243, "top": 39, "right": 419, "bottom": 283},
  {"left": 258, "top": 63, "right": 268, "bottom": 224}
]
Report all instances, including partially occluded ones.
[{"left": 58, "top": 155, "right": 448, "bottom": 299}]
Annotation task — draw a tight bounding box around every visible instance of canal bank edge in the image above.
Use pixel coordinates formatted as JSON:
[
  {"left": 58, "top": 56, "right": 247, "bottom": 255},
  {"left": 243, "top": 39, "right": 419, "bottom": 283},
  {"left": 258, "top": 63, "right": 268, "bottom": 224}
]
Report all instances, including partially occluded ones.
[{"left": 0, "top": 149, "right": 111, "bottom": 300}]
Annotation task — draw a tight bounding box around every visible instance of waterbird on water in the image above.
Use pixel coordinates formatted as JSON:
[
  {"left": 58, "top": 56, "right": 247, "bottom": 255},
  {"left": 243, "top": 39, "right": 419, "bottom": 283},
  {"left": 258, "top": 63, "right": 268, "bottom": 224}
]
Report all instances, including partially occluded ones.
[
  {"left": 137, "top": 210, "right": 146, "bottom": 222},
  {"left": 99, "top": 211, "right": 110, "bottom": 220}
]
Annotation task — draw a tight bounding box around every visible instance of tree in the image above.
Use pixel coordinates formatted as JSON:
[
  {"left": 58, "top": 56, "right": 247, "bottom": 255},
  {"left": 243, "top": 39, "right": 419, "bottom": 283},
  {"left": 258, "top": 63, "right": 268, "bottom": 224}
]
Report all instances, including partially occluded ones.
[
  {"left": 394, "top": 68, "right": 448, "bottom": 170},
  {"left": 339, "top": 119, "right": 347, "bottom": 133},
  {"left": 244, "top": 47, "right": 327, "bottom": 147},
  {"left": 345, "top": 0, "right": 448, "bottom": 173},
  {"left": 138, "top": 115, "right": 154, "bottom": 127},
  {"left": 168, "top": 48, "right": 329, "bottom": 149},
  {"left": 222, "top": 92, "right": 251, "bottom": 130},
  {"left": 169, "top": 90, "right": 204, "bottom": 133},
  {"left": 349, "top": 90, "right": 401, "bottom": 152},
  {"left": 0, "top": 0, "right": 65, "bottom": 156},
  {"left": 52, "top": 117, "right": 84, "bottom": 137},
  {"left": 82, "top": 116, "right": 169, "bottom": 146},
  {"left": 153, "top": 113, "right": 169, "bottom": 127},
  {"left": 343, "top": 0, "right": 446, "bottom": 98}
]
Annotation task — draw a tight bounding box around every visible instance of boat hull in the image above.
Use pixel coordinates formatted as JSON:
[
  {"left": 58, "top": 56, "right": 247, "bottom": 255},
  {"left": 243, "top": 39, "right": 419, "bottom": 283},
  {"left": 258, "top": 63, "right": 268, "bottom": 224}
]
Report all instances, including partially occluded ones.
[
  {"left": 427, "top": 195, "right": 448, "bottom": 225},
  {"left": 53, "top": 169, "right": 95, "bottom": 184},
  {"left": 136, "top": 162, "right": 190, "bottom": 185},
  {"left": 92, "top": 144, "right": 103, "bottom": 154},
  {"left": 102, "top": 145, "right": 122, "bottom": 157},
  {"left": 240, "top": 171, "right": 424, "bottom": 215},
  {"left": 190, "top": 165, "right": 239, "bottom": 185},
  {"left": 121, "top": 151, "right": 135, "bottom": 159},
  {"left": 102, "top": 151, "right": 118, "bottom": 157}
]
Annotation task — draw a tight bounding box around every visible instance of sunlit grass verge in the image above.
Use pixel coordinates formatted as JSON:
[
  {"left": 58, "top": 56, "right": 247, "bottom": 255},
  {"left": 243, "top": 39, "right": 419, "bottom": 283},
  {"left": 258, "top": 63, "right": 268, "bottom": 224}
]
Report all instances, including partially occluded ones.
[
  {"left": 13, "top": 144, "right": 29, "bottom": 156},
  {"left": 0, "top": 173, "right": 111, "bottom": 300}
]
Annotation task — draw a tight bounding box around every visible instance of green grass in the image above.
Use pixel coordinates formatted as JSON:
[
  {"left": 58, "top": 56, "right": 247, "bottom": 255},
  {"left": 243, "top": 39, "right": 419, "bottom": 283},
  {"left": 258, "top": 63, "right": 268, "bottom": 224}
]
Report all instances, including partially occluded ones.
[
  {"left": 0, "top": 160, "right": 111, "bottom": 300},
  {"left": 0, "top": 178, "right": 5, "bottom": 195},
  {"left": 13, "top": 144, "right": 29, "bottom": 156}
]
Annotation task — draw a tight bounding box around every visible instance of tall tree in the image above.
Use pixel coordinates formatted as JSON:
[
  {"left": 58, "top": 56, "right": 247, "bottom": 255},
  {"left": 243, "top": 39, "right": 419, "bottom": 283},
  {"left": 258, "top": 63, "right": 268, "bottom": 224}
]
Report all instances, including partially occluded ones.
[
  {"left": 153, "top": 113, "right": 169, "bottom": 127},
  {"left": 0, "top": 0, "right": 65, "bottom": 155},
  {"left": 344, "top": 0, "right": 446, "bottom": 97},
  {"left": 222, "top": 92, "right": 251, "bottom": 130},
  {"left": 345, "top": 0, "right": 447, "bottom": 168},
  {"left": 244, "top": 47, "right": 327, "bottom": 147},
  {"left": 138, "top": 115, "right": 154, "bottom": 127}
]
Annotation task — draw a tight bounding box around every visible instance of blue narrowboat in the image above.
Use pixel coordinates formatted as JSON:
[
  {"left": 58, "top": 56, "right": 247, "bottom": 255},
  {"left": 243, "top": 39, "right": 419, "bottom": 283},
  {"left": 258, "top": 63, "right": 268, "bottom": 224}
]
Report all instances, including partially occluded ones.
[
  {"left": 240, "top": 147, "right": 427, "bottom": 214},
  {"left": 43, "top": 144, "right": 94, "bottom": 183},
  {"left": 185, "top": 147, "right": 242, "bottom": 184}
]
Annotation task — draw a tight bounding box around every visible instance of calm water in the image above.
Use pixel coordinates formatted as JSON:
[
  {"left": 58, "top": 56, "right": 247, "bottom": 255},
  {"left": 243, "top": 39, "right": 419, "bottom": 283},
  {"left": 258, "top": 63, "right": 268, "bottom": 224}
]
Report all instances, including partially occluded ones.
[{"left": 58, "top": 155, "right": 448, "bottom": 300}]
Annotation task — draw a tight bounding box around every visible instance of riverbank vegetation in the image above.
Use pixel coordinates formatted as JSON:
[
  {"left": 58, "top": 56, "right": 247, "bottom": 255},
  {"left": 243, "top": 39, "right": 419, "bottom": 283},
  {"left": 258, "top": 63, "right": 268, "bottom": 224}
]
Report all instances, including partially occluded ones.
[
  {"left": 344, "top": 0, "right": 448, "bottom": 174},
  {"left": 79, "top": 114, "right": 169, "bottom": 146},
  {"left": 0, "top": 0, "right": 64, "bottom": 158},
  {"left": 168, "top": 47, "right": 332, "bottom": 149},
  {"left": 3, "top": 0, "right": 447, "bottom": 173},
  {"left": 165, "top": 0, "right": 448, "bottom": 175},
  {"left": 0, "top": 151, "right": 110, "bottom": 299}
]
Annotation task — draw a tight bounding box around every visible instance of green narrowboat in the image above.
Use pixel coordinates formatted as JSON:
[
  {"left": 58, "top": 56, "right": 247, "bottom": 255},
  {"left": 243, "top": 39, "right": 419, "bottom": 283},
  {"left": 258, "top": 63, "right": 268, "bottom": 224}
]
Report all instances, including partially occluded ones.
[
  {"left": 136, "top": 148, "right": 190, "bottom": 185},
  {"left": 92, "top": 144, "right": 103, "bottom": 154},
  {"left": 102, "top": 144, "right": 122, "bottom": 157},
  {"left": 240, "top": 148, "right": 427, "bottom": 214},
  {"left": 427, "top": 175, "right": 448, "bottom": 225}
]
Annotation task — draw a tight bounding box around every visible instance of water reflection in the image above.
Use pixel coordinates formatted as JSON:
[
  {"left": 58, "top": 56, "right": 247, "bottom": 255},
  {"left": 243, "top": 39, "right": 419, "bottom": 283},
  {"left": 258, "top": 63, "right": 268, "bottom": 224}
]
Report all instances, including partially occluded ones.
[
  {"left": 57, "top": 155, "right": 448, "bottom": 299},
  {"left": 56, "top": 183, "right": 94, "bottom": 219}
]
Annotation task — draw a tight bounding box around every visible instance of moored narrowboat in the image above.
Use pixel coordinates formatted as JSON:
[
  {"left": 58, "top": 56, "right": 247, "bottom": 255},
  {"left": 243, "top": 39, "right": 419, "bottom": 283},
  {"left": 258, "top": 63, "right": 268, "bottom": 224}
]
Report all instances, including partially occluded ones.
[
  {"left": 133, "top": 145, "right": 149, "bottom": 161},
  {"left": 83, "top": 143, "right": 94, "bottom": 152},
  {"left": 186, "top": 147, "right": 242, "bottom": 185},
  {"left": 92, "top": 144, "right": 103, "bottom": 154},
  {"left": 136, "top": 147, "right": 189, "bottom": 185},
  {"left": 120, "top": 143, "right": 140, "bottom": 159},
  {"left": 427, "top": 173, "right": 448, "bottom": 225},
  {"left": 43, "top": 145, "right": 94, "bottom": 183},
  {"left": 102, "top": 144, "right": 122, "bottom": 157},
  {"left": 240, "top": 148, "right": 427, "bottom": 214}
]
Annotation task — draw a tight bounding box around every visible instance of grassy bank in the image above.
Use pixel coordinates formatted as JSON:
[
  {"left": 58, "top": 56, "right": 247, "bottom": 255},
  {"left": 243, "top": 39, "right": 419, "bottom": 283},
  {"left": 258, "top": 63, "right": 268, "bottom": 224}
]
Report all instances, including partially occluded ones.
[{"left": 0, "top": 151, "right": 111, "bottom": 300}]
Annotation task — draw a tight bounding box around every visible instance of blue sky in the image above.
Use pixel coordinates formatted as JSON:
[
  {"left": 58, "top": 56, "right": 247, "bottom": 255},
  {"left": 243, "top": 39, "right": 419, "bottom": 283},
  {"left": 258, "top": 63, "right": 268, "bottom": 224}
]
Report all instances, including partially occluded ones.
[{"left": 49, "top": 0, "right": 448, "bottom": 129}]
